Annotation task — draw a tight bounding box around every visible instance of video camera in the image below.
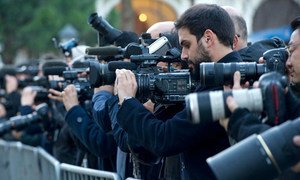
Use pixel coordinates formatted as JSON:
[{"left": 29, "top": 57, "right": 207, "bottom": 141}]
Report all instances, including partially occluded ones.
[
  {"left": 47, "top": 68, "right": 93, "bottom": 102},
  {"left": 199, "top": 47, "right": 289, "bottom": 87},
  {"left": 186, "top": 72, "right": 288, "bottom": 126},
  {"left": 0, "top": 103, "right": 49, "bottom": 136},
  {"left": 0, "top": 63, "right": 40, "bottom": 88},
  {"left": 88, "top": 50, "right": 192, "bottom": 104}
]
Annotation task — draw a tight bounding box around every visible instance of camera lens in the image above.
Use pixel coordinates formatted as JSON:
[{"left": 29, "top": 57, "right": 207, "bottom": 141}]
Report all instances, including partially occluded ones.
[
  {"left": 199, "top": 62, "right": 266, "bottom": 87},
  {"left": 186, "top": 89, "right": 263, "bottom": 124},
  {"left": 89, "top": 61, "right": 115, "bottom": 87},
  {"left": 207, "top": 118, "right": 300, "bottom": 180}
]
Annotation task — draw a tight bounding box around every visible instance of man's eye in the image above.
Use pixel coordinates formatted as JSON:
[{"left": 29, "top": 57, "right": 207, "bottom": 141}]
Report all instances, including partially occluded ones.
[{"left": 183, "top": 43, "right": 190, "bottom": 49}]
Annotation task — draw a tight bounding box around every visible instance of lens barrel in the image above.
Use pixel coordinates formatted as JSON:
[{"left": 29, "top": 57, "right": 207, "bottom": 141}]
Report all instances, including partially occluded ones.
[
  {"left": 207, "top": 118, "right": 300, "bottom": 180},
  {"left": 186, "top": 89, "right": 263, "bottom": 124},
  {"left": 199, "top": 62, "right": 266, "bottom": 87}
]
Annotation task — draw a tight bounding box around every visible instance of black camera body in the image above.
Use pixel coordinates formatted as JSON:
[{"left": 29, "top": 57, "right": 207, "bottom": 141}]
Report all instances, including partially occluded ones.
[
  {"left": 199, "top": 47, "right": 288, "bottom": 87},
  {"left": 45, "top": 66, "right": 93, "bottom": 102},
  {"left": 186, "top": 72, "right": 288, "bottom": 126},
  {"left": 61, "top": 70, "right": 93, "bottom": 102},
  {"left": 29, "top": 85, "right": 49, "bottom": 104},
  {"left": 136, "top": 71, "right": 192, "bottom": 104}
]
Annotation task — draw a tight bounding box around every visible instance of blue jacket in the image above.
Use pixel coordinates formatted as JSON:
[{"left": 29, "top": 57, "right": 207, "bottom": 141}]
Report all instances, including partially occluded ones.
[
  {"left": 117, "top": 51, "right": 242, "bottom": 179},
  {"left": 102, "top": 91, "right": 162, "bottom": 179},
  {"left": 65, "top": 92, "right": 117, "bottom": 171}
]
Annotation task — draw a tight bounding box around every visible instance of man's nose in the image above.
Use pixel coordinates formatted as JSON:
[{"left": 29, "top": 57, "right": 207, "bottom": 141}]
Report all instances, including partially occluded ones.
[
  {"left": 286, "top": 57, "right": 292, "bottom": 68},
  {"left": 181, "top": 49, "right": 188, "bottom": 60}
]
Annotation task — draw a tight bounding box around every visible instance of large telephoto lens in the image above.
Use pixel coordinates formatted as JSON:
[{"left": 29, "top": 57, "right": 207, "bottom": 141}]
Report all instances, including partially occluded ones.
[
  {"left": 199, "top": 62, "right": 266, "bottom": 87},
  {"left": 207, "top": 118, "right": 300, "bottom": 180},
  {"left": 186, "top": 89, "right": 263, "bottom": 124}
]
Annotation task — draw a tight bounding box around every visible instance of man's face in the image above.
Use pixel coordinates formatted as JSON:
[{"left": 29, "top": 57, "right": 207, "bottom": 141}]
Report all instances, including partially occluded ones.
[
  {"left": 178, "top": 28, "right": 211, "bottom": 71},
  {"left": 286, "top": 29, "right": 300, "bottom": 84}
]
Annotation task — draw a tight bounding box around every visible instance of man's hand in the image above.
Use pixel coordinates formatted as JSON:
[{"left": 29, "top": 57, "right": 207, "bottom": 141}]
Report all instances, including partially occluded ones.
[
  {"left": 220, "top": 71, "right": 243, "bottom": 130},
  {"left": 5, "top": 75, "right": 18, "bottom": 94},
  {"left": 223, "top": 71, "right": 249, "bottom": 91},
  {"left": 292, "top": 136, "right": 300, "bottom": 172},
  {"left": 115, "top": 69, "right": 137, "bottom": 105},
  {"left": 143, "top": 99, "right": 155, "bottom": 113},
  {"left": 21, "top": 87, "right": 37, "bottom": 106},
  {"left": 48, "top": 89, "right": 63, "bottom": 102},
  {"left": 62, "top": 85, "right": 79, "bottom": 111}
]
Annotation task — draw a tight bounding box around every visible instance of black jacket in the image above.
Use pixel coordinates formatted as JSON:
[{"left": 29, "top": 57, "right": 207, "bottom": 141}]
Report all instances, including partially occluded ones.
[
  {"left": 228, "top": 90, "right": 300, "bottom": 142},
  {"left": 117, "top": 51, "right": 242, "bottom": 179}
]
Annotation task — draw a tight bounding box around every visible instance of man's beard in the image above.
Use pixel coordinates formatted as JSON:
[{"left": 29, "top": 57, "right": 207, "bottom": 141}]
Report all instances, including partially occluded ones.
[{"left": 188, "top": 41, "right": 211, "bottom": 80}]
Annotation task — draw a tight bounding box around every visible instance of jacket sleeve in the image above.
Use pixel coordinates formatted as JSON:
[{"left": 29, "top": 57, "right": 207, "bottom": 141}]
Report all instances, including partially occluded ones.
[
  {"left": 106, "top": 94, "right": 155, "bottom": 155},
  {"left": 285, "top": 90, "right": 300, "bottom": 120},
  {"left": 92, "top": 90, "right": 113, "bottom": 132},
  {"left": 227, "top": 108, "right": 270, "bottom": 142},
  {"left": 117, "top": 98, "right": 227, "bottom": 157},
  {"left": 65, "top": 105, "right": 117, "bottom": 158}
]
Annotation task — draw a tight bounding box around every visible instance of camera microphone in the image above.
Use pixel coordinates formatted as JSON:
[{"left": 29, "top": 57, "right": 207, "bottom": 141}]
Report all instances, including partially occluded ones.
[
  {"left": 108, "top": 61, "right": 138, "bottom": 71},
  {"left": 43, "top": 66, "right": 67, "bottom": 76},
  {"left": 86, "top": 46, "right": 124, "bottom": 56}
]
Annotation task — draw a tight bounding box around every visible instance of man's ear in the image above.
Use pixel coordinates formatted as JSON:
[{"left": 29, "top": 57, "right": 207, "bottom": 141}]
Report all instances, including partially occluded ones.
[
  {"left": 202, "top": 29, "right": 215, "bottom": 47},
  {"left": 232, "top": 34, "right": 239, "bottom": 50}
]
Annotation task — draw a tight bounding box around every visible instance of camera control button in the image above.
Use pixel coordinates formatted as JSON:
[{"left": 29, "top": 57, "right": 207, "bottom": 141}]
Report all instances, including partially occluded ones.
[{"left": 77, "top": 117, "right": 83, "bottom": 123}]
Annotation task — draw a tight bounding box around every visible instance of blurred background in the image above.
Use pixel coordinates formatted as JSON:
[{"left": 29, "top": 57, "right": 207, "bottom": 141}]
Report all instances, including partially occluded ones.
[{"left": 0, "top": 0, "right": 299, "bottom": 66}]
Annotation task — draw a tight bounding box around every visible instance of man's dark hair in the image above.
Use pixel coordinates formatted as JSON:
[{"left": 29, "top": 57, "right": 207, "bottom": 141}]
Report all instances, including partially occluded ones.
[
  {"left": 291, "top": 16, "right": 300, "bottom": 31},
  {"left": 175, "top": 4, "right": 235, "bottom": 47}
]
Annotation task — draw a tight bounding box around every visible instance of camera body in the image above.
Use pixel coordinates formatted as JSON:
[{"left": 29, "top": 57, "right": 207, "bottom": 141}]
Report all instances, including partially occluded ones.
[
  {"left": 136, "top": 71, "right": 192, "bottom": 104},
  {"left": 199, "top": 47, "right": 288, "bottom": 87}
]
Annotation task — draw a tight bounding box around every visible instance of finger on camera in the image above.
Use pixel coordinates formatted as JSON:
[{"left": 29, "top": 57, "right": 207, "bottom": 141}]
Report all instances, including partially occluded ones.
[{"left": 226, "top": 96, "right": 238, "bottom": 112}]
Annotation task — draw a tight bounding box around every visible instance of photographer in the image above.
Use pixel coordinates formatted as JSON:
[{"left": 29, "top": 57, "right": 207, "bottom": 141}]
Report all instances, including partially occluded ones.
[
  {"left": 220, "top": 15, "right": 300, "bottom": 140},
  {"left": 114, "top": 4, "right": 242, "bottom": 179},
  {"left": 3, "top": 75, "right": 21, "bottom": 118},
  {"left": 218, "top": 71, "right": 300, "bottom": 179},
  {"left": 219, "top": 71, "right": 300, "bottom": 141},
  {"left": 286, "top": 16, "right": 300, "bottom": 97},
  {"left": 10, "top": 86, "right": 54, "bottom": 153},
  {"left": 52, "top": 84, "right": 117, "bottom": 172}
]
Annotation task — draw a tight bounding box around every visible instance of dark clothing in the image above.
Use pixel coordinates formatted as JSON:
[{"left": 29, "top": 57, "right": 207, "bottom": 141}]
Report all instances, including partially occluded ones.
[
  {"left": 154, "top": 104, "right": 184, "bottom": 180},
  {"left": 5, "top": 91, "right": 21, "bottom": 118},
  {"left": 52, "top": 123, "right": 78, "bottom": 164},
  {"left": 65, "top": 105, "right": 117, "bottom": 171},
  {"left": 228, "top": 90, "right": 300, "bottom": 142},
  {"left": 290, "top": 83, "right": 300, "bottom": 98},
  {"left": 105, "top": 91, "right": 163, "bottom": 179},
  {"left": 117, "top": 51, "right": 242, "bottom": 179}
]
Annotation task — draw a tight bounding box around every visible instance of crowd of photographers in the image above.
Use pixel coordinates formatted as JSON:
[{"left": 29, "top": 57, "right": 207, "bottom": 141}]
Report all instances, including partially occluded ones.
[{"left": 1, "top": 3, "right": 300, "bottom": 180}]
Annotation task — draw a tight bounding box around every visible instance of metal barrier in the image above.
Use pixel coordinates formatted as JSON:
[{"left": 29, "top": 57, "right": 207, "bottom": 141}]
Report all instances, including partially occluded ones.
[
  {"left": 38, "top": 147, "right": 61, "bottom": 180},
  {"left": 0, "top": 140, "right": 120, "bottom": 180},
  {"left": 60, "top": 163, "right": 120, "bottom": 180}
]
